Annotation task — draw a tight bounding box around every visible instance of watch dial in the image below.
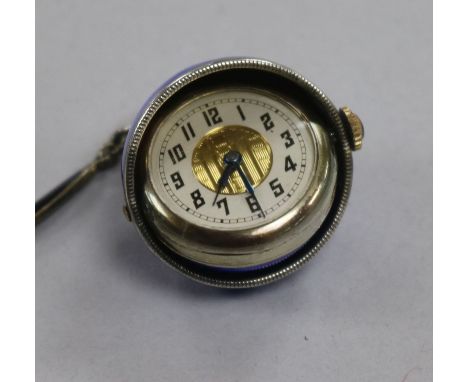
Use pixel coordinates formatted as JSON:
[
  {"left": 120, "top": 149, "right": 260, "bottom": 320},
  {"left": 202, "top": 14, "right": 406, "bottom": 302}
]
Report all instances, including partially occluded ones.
[{"left": 147, "top": 89, "right": 320, "bottom": 230}]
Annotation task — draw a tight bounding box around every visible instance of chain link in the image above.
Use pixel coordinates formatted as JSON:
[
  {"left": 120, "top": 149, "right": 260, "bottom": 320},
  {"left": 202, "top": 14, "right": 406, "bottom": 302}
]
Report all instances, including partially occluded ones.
[
  {"left": 36, "top": 127, "right": 130, "bottom": 225},
  {"left": 94, "top": 128, "right": 129, "bottom": 170}
]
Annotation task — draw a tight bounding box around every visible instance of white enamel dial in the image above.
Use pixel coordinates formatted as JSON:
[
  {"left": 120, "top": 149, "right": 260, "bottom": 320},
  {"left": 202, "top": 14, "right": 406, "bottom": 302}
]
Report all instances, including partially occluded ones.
[{"left": 147, "top": 89, "right": 320, "bottom": 230}]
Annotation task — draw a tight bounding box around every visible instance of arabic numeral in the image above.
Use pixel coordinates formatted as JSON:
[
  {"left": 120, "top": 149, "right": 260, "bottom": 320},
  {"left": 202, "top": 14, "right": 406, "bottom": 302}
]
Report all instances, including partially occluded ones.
[
  {"left": 260, "top": 112, "right": 274, "bottom": 131},
  {"left": 285, "top": 155, "right": 297, "bottom": 172},
  {"left": 236, "top": 105, "right": 246, "bottom": 121},
  {"left": 216, "top": 197, "right": 230, "bottom": 216},
  {"left": 269, "top": 178, "right": 284, "bottom": 197},
  {"left": 167, "top": 144, "right": 186, "bottom": 165},
  {"left": 246, "top": 195, "right": 261, "bottom": 213},
  {"left": 181, "top": 122, "right": 196, "bottom": 141},
  {"left": 280, "top": 130, "right": 295, "bottom": 148},
  {"left": 202, "top": 107, "right": 223, "bottom": 126},
  {"left": 190, "top": 189, "right": 205, "bottom": 209},
  {"left": 170, "top": 171, "right": 184, "bottom": 190}
]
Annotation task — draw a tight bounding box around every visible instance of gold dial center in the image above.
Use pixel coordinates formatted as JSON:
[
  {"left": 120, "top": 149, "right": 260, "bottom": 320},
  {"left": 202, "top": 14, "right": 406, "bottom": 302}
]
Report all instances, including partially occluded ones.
[{"left": 191, "top": 125, "right": 273, "bottom": 194}]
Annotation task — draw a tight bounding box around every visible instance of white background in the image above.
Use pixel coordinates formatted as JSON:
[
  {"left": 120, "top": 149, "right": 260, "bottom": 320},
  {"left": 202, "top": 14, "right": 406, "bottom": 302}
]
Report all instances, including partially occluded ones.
[{"left": 34, "top": 0, "right": 434, "bottom": 381}]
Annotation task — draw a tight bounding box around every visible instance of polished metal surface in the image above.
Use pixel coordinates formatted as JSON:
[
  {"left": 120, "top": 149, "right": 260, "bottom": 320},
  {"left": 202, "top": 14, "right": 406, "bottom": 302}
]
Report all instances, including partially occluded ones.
[
  {"left": 141, "top": 117, "right": 336, "bottom": 268},
  {"left": 122, "top": 57, "right": 356, "bottom": 288}
]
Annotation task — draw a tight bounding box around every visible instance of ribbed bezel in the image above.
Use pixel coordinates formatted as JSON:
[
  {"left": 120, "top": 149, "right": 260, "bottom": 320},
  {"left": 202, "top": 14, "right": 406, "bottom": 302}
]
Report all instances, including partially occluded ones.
[{"left": 122, "top": 57, "right": 353, "bottom": 288}]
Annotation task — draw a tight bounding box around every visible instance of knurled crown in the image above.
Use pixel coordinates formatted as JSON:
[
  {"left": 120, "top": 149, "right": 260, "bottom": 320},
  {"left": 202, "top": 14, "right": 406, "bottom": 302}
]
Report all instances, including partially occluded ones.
[{"left": 339, "top": 106, "right": 364, "bottom": 151}]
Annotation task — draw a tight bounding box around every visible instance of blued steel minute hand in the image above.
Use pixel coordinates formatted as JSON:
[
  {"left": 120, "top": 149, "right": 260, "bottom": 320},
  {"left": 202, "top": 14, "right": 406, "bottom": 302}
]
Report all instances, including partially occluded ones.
[
  {"left": 213, "top": 150, "right": 266, "bottom": 218},
  {"left": 236, "top": 164, "right": 266, "bottom": 218}
]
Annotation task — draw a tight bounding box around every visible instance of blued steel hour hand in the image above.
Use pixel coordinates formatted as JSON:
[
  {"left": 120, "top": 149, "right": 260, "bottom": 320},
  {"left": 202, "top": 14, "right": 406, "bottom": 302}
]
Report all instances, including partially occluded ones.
[{"left": 212, "top": 151, "right": 241, "bottom": 206}]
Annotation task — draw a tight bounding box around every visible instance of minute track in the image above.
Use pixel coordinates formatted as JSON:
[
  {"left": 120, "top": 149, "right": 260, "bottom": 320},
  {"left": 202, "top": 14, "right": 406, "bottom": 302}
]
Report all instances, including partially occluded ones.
[
  {"left": 121, "top": 57, "right": 356, "bottom": 285},
  {"left": 152, "top": 90, "right": 311, "bottom": 229}
]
